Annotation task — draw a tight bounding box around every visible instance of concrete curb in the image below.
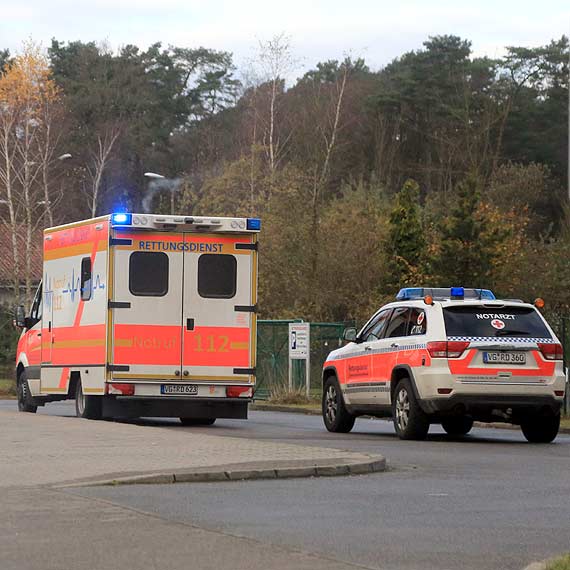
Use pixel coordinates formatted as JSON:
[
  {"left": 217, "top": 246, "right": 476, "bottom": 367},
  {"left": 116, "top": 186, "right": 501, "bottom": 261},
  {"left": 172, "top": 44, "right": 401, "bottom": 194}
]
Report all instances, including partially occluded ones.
[
  {"left": 252, "top": 403, "right": 570, "bottom": 435},
  {"left": 56, "top": 455, "right": 386, "bottom": 488}
]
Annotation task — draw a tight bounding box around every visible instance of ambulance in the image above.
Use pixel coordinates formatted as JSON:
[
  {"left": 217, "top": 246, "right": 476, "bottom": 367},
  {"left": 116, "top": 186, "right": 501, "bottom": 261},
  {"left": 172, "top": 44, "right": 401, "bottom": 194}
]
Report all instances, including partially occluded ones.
[
  {"left": 15, "top": 213, "right": 260, "bottom": 424},
  {"left": 322, "top": 287, "right": 566, "bottom": 443}
]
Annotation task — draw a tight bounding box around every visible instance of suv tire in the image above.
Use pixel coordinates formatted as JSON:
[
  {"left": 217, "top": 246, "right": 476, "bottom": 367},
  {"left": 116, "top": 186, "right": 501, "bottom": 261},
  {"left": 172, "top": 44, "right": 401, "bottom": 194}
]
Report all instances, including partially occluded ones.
[
  {"left": 521, "top": 414, "right": 560, "bottom": 443},
  {"left": 441, "top": 416, "right": 473, "bottom": 436},
  {"left": 392, "top": 378, "right": 429, "bottom": 440},
  {"left": 17, "top": 370, "right": 37, "bottom": 413},
  {"left": 322, "top": 376, "right": 355, "bottom": 433},
  {"left": 75, "top": 379, "right": 102, "bottom": 420}
]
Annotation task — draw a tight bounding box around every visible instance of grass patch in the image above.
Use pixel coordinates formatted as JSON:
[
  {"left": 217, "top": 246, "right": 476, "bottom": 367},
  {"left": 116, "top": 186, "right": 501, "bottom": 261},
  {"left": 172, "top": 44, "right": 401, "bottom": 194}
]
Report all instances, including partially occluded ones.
[
  {"left": 547, "top": 554, "right": 570, "bottom": 570},
  {"left": 267, "top": 384, "right": 320, "bottom": 407},
  {"left": 0, "top": 378, "right": 16, "bottom": 398}
]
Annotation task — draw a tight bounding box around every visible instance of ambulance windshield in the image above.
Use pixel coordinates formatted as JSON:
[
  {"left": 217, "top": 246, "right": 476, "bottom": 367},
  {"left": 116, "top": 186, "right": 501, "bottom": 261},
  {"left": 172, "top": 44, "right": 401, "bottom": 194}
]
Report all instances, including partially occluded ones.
[{"left": 443, "top": 306, "right": 552, "bottom": 339}]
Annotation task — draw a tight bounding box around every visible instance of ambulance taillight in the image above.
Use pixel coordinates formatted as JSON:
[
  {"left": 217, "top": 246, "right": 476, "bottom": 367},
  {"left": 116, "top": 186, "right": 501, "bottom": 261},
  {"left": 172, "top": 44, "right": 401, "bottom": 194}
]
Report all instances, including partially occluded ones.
[
  {"left": 537, "top": 343, "right": 563, "bottom": 361},
  {"left": 427, "top": 341, "right": 470, "bottom": 359}
]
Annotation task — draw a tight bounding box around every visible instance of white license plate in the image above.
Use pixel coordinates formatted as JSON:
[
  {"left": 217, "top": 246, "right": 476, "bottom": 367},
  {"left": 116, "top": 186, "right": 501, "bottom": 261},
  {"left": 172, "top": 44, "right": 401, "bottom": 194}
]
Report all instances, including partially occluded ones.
[
  {"left": 482, "top": 351, "right": 526, "bottom": 365},
  {"left": 161, "top": 384, "right": 198, "bottom": 395}
]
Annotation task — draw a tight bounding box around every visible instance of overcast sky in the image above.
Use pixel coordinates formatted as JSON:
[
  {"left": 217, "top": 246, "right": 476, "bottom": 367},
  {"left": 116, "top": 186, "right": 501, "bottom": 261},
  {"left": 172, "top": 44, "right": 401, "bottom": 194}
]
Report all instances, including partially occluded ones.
[{"left": 2, "top": 0, "right": 569, "bottom": 78}]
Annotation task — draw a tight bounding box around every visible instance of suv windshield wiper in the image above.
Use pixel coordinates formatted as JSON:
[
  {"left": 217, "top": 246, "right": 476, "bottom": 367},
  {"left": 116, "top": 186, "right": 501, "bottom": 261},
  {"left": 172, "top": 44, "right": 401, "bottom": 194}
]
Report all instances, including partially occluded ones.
[{"left": 495, "top": 330, "right": 530, "bottom": 337}]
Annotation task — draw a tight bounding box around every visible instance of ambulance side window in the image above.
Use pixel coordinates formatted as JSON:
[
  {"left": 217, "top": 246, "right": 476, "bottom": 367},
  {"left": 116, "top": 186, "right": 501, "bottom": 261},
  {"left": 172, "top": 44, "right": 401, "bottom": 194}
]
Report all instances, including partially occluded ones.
[
  {"left": 80, "top": 257, "right": 92, "bottom": 301},
  {"left": 361, "top": 309, "right": 392, "bottom": 342},
  {"left": 129, "top": 252, "right": 169, "bottom": 296},
  {"left": 385, "top": 307, "right": 411, "bottom": 338},
  {"left": 407, "top": 308, "right": 427, "bottom": 336},
  {"left": 29, "top": 283, "right": 42, "bottom": 326},
  {"left": 198, "top": 254, "right": 237, "bottom": 299}
]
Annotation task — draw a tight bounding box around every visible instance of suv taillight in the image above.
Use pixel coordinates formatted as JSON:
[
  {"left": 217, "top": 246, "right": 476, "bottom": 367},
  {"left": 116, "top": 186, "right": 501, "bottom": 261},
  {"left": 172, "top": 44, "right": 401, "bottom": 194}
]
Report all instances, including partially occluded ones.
[
  {"left": 427, "top": 341, "right": 470, "bottom": 359},
  {"left": 537, "top": 342, "right": 563, "bottom": 361}
]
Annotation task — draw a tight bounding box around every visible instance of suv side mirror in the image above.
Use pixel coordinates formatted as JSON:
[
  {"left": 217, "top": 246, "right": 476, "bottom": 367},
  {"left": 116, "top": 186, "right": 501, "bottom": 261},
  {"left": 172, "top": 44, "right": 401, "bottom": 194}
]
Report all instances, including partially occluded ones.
[
  {"left": 343, "top": 327, "right": 357, "bottom": 342},
  {"left": 14, "top": 305, "right": 27, "bottom": 329}
]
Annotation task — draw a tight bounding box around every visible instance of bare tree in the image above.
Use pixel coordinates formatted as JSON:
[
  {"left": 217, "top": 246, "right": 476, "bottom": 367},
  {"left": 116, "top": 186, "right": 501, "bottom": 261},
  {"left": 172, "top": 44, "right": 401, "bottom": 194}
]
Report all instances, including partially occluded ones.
[
  {"left": 249, "top": 34, "right": 297, "bottom": 184},
  {"left": 83, "top": 125, "right": 121, "bottom": 217}
]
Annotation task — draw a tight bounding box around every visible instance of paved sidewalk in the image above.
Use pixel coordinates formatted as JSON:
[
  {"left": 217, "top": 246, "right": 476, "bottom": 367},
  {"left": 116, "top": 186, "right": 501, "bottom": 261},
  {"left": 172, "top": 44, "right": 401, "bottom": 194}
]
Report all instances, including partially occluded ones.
[{"left": 0, "top": 410, "right": 384, "bottom": 487}]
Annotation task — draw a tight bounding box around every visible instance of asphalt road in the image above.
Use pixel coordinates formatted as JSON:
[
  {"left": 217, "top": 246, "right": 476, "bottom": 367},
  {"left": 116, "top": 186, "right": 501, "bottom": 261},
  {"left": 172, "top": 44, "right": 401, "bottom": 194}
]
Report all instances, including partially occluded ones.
[{"left": 2, "top": 399, "right": 570, "bottom": 570}]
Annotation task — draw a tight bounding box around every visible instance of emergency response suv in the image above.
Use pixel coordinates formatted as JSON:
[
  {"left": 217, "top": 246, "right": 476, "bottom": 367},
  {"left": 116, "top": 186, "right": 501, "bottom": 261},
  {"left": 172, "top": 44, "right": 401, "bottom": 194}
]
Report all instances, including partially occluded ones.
[
  {"left": 15, "top": 212, "right": 259, "bottom": 424},
  {"left": 322, "top": 287, "right": 565, "bottom": 442}
]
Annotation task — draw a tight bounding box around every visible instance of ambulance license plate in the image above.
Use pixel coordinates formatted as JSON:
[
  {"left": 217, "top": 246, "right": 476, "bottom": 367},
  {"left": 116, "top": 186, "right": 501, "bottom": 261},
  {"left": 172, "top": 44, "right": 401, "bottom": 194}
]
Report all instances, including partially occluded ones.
[
  {"left": 483, "top": 351, "right": 526, "bottom": 365},
  {"left": 161, "top": 384, "right": 198, "bottom": 395}
]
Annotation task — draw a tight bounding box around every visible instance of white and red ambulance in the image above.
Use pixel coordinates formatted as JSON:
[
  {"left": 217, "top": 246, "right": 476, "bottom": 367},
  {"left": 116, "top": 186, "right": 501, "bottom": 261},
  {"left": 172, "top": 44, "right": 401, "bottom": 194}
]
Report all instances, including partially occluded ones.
[
  {"left": 322, "top": 287, "right": 566, "bottom": 442},
  {"left": 15, "top": 212, "right": 260, "bottom": 424}
]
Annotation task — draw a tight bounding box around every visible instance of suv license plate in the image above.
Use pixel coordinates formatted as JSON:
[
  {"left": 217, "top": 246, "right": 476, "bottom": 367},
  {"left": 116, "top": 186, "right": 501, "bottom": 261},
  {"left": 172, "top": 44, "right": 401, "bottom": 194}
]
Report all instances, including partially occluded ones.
[
  {"left": 161, "top": 384, "right": 198, "bottom": 395},
  {"left": 483, "top": 352, "right": 526, "bottom": 365}
]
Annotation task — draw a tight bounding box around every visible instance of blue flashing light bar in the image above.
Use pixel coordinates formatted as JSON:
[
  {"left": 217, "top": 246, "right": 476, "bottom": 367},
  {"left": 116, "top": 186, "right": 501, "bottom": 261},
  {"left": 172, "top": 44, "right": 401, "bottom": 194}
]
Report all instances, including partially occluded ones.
[
  {"left": 111, "top": 213, "right": 132, "bottom": 225},
  {"left": 247, "top": 218, "right": 261, "bottom": 231},
  {"left": 396, "top": 287, "right": 496, "bottom": 301}
]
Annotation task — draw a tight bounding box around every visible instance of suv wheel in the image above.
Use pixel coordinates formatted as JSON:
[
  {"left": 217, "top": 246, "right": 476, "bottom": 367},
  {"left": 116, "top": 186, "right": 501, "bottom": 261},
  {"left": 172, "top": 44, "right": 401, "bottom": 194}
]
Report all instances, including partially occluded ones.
[
  {"left": 322, "top": 376, "right": 355, "bottom": 433},
  {"left": 17, "top": 371, "right": 37, "bottom": 413},
  {"left": 441, "top": 416, "right": 473, "bottom": 436},
  {"left": 392, "top": 378, "right": 429, "bottom": 440},
  {"left": 520, "top": 414, "right": 560, "bottom": 443},
  {"left": 75, "top": 379, "right": 102, "bottom": 420}
]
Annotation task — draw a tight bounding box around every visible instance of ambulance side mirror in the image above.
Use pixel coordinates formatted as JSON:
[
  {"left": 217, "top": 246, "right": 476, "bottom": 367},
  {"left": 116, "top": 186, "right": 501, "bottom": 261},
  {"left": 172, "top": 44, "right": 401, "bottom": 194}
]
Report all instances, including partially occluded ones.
[
  {"left": 343, "top": 327, "right": 357, "bottom": 342},
  {"left": 14, "top": 305, "right": 27, "bottom": 329}
]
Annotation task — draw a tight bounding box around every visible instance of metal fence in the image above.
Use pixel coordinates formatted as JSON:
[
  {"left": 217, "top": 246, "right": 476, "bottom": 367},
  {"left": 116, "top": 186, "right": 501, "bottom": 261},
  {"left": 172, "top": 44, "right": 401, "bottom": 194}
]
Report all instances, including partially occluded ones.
[{"left": 255, "top": 320, "right": 353, "bottom": 400}]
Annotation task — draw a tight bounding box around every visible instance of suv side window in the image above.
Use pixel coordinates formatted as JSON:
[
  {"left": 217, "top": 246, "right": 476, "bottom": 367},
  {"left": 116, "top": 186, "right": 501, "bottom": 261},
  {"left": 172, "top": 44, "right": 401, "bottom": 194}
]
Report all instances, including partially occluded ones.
[
  {"left": 408, "top": 308, "right": 427, "bottom": 336},
  {"left": 361, "top": 309, "right": 392, "bottom": 342},
  {"left": 385, "top": 307, "right": 411, "bottom": 338}
]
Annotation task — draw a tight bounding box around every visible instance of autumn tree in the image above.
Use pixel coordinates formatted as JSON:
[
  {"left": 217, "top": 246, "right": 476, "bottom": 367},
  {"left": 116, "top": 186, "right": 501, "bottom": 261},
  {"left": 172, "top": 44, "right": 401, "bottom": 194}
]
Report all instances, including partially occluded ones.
[{"left": 0, "top": 43, "right": 61, "bottom": 302}]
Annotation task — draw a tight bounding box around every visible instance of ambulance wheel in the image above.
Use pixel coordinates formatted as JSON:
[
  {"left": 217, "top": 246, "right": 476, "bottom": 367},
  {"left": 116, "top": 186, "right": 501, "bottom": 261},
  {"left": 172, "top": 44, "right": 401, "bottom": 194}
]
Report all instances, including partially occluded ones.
[
  {"left": 441, "top": 416, "right": 473, "bottom": 436},
  {"left": 392, "top": 378, "right": 429, "bottom": 440},
  {"left": 179, "top": 417, "right": 216, "bottom": 426},
  {"left": 17, "top": 371, "right": 37, "bottom": 413},
  {"left": 322, "top": 377, "right": 355, "bottom": 433},
  {"left": 521, "top": 413, "right": 560, "bottom": 443},
  {"left": 75, "top": 379, "right": 102, "bottom": 420}
]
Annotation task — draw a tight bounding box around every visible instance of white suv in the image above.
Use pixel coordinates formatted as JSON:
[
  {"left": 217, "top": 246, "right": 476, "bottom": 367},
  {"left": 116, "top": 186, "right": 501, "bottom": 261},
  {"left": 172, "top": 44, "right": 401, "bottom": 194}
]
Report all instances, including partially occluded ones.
[{"left": 322, "top": 287, "right": 566, "bottom": 442}]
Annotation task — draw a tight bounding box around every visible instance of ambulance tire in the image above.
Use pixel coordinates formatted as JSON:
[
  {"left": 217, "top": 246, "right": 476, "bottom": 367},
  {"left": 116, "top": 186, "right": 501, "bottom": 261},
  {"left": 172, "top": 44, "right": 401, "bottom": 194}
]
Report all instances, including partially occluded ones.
[
  {"left": 17, "top": 370, "right": 37, "bottom": 413},
  {"left": 392, "top": 378, "right": 429, "bottom": 440},
  {"left": 179, "top": 417, "right": 216, "bottom": 426},
  {"left": 75, "top": 379, "right": 102, "bottom": 420},
  {"left": 441, "top": 416, "right": 473, "bottom": 437},
  {"left": 520, "top": 413, "right": 560, "bottom": 443},
  {"left": 322, "top": 377, "right": 355, "bottom": 433}
]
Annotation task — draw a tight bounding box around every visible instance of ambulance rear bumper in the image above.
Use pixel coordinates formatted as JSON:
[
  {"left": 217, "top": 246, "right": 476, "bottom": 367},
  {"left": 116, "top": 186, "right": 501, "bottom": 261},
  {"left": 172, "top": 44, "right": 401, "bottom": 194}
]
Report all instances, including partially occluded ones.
[
  {"left": 420, "top": 394, "right": 562, "bottom": 419},
  {"left": 103, "top": 396, "right": 249, "bottom": 419}
]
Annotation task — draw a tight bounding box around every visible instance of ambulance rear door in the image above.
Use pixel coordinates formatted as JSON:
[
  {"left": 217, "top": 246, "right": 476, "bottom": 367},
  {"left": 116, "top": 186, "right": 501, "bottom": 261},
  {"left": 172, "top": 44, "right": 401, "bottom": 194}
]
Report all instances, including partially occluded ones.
[
  {"left": 110, "top": 230, "right": 184, "bottom": 380},
  {"left": 181, "top": 232, "right": 257, "bottom": 384}
]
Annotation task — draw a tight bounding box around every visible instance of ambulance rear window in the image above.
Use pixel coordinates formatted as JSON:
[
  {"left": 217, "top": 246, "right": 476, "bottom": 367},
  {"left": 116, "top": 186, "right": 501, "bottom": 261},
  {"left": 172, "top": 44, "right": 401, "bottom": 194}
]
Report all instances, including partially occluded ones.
[
  {"left": 443, "top": 306, "right": 551, "bottom": 338},
  {"left": 129, "top": 252, "right": 169, "bottom": 296},
  {"left": 198, "top": 254, "right": 236, "bottom": 299}
]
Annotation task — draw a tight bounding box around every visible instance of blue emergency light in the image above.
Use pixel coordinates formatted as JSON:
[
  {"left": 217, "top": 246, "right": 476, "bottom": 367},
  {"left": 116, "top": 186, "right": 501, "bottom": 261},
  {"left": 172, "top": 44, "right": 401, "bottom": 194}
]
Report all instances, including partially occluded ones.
[
  {"left": 111, "top": 213, "right": 132, "bottom": 225},
  {"left": 396, "top": 287, "right": 496, "bottom": 301},
  {"left": 247, "top": 218, "right": 261, "bottom": 231}
]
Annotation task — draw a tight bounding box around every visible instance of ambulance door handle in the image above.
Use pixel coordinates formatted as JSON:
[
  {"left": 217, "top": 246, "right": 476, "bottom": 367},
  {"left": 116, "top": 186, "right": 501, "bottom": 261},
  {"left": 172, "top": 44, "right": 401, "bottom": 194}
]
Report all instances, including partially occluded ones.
[
  {"left": 186, "top": 319, "right": 195, "bottom": 331},
  {"left": 364, "top": 346, "right": 372, "bottom": 351},
  {"left": 390, "top": 343, "right": 399, "bottom": 348}
]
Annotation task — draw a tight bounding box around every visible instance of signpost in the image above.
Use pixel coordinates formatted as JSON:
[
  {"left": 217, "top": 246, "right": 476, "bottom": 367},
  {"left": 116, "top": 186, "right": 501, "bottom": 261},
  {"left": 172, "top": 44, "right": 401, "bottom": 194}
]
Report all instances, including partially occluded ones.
[{"left": 288, "top": 322, "right": 310, "bottom": 396}]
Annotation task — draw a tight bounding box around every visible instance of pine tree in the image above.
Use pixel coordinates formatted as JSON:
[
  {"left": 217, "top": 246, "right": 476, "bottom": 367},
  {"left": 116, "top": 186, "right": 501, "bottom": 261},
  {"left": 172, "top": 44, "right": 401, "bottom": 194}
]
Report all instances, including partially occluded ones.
[{"left": 388, "top": 179, "right": 426, "bottom": 287}]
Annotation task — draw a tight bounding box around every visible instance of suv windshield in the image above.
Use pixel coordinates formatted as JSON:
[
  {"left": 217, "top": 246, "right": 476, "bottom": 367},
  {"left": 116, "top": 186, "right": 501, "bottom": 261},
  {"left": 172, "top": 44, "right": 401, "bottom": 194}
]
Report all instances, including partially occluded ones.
[{"left": 443, "top": 306, "right": 552, "bottom": 338}]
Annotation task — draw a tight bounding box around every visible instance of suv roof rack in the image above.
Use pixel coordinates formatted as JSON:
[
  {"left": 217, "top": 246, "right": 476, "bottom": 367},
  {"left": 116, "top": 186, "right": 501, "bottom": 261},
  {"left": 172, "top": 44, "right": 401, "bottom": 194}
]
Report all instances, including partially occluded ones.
[{"left": 396, "top": 287, "right": 496, "bottom": 301}]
